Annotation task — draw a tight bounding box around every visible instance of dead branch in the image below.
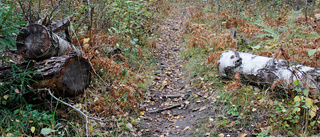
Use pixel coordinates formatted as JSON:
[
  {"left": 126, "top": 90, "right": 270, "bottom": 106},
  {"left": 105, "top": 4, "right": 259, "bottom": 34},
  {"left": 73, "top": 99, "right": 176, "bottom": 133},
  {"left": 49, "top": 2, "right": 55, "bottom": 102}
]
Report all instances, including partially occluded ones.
[
  {"left": 148, "top": 104, "right": 182, "bottom": 114},
  {"left": 162, "top": 94, "right": 190, "bottom": 99}
]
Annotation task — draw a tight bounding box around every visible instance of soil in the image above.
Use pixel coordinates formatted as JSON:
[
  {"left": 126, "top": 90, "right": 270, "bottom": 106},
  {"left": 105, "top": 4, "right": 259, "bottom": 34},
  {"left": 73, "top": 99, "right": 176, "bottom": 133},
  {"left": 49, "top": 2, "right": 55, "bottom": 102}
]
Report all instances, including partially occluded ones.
[{"left": 138, "top": 4, "right": 214, "bottom": 137}]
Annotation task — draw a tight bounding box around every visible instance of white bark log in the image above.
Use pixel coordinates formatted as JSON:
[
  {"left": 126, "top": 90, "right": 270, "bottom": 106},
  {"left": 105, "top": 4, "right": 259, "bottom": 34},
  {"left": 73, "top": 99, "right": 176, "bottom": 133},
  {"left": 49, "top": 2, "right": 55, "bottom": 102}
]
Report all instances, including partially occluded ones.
[{"left": 217, "top": 51, "right": 320, "bottom": 91}]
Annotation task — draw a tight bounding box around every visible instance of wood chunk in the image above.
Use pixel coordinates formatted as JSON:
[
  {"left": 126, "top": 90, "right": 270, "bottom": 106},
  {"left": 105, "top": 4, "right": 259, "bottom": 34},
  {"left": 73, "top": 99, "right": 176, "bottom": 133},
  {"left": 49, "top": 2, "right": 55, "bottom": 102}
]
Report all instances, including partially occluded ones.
[{"left": 16, "top": 24, "right": 81, "bottom": 60}]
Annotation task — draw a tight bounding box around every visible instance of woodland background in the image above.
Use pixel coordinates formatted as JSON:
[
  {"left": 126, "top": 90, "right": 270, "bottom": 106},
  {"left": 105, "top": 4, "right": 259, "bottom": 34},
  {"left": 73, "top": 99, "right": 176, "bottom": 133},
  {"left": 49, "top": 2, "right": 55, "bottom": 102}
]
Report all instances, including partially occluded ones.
[{"left": 1, "top": 0, "right": 320, "bottom": 136}]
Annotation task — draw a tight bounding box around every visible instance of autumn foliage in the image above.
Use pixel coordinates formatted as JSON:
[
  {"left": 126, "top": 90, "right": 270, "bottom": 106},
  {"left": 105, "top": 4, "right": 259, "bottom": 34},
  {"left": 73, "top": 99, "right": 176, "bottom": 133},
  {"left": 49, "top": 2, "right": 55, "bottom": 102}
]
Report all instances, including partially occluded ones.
[
  {"left": 183, "top": 0, "right": 320, "bottom": 136},
  {"left": 78, "top": 30, "right": 145, "bottom": 117}
]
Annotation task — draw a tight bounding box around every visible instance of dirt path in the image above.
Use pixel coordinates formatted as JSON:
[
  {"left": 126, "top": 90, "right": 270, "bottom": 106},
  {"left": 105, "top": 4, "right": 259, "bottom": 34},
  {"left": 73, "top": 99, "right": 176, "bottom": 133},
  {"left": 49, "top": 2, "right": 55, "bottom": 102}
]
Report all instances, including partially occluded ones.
[{"left": 138, "top": 4, "right": 213, "bottom": 137}]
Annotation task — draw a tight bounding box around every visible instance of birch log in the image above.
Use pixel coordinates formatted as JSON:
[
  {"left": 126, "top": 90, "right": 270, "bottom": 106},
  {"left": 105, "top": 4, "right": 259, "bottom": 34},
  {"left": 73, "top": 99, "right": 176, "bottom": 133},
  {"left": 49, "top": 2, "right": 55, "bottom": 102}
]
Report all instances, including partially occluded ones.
[
  {"left": 16, "top": 24, "right": 82, "bottom": 60},
  {"left": 217, "top": 51, "right": 320, "bottom": 91}
]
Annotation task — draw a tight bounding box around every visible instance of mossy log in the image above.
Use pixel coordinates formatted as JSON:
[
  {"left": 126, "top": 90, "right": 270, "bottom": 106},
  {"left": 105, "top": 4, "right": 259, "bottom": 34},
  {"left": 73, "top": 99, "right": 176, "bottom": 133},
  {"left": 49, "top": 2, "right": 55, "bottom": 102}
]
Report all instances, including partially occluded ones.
[
  {"left": 16, "top": 24, "right": 82, "bottom": 60},
  {"left": 0, "top": 55, "right": 91, "bottom": 97},
  {"left": 217, "top": 51, "right": 320, "bottom": 91}
]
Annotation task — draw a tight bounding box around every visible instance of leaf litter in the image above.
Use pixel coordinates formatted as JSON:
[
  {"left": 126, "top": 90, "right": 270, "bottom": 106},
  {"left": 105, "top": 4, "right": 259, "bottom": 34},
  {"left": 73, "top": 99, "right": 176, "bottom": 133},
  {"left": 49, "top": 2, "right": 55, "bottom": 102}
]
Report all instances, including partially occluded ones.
[{"left": 137, "top": 3, "right": 214, "bottom": 137}]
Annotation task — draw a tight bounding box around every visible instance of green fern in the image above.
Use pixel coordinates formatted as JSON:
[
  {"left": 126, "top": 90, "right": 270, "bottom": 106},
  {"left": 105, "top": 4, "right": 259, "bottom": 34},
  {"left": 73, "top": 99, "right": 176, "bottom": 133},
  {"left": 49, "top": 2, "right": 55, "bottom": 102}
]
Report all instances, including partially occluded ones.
[{"left": 255, "top": 21, "right": 280, "bottom": 40}]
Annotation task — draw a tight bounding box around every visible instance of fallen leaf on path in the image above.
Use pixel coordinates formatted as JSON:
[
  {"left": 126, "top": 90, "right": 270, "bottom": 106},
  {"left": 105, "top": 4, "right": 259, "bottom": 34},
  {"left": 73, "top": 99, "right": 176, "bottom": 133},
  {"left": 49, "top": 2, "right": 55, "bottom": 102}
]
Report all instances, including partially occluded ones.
[
  {"left": 139, "top": 111, "right": 145, "bottom": 116},
  {"left": 238, "top": 133, "right": 247, "bottom": 137},
  {"left": 126, "top": 123, "right": 135, "bottom": 132},
  {"left": 192, "top": 107, "right": 200, "bottom": 111},
  {"left": 183, "top": 126, "right": 190, "bottom": 131},
  {"left": 199, "top": 106, "right": 207, "bottom": 111},
  {"left": 252, "top": 108, "right": 257, "bottom": 112}
]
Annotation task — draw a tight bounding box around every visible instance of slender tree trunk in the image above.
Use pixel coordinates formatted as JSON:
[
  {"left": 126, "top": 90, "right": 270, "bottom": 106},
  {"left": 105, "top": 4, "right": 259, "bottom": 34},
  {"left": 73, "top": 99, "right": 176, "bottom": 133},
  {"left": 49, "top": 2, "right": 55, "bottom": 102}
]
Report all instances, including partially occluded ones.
[{"left": 306, "top": 0, "right": 309, "bottom": 26}]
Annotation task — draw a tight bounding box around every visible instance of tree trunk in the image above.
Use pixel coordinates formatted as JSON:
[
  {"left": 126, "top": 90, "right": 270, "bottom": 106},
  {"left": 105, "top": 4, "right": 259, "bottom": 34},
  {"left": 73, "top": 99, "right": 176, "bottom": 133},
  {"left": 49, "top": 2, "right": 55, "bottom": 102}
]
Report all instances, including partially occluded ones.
[
  {"left": 217, "top": 51, "right": 320, "bottom": 92},
  {"left": 16, "top": 24, "right": 82, "bottom": 60},
  {"left": 0, "top": 55, "right": 91, "bottom": 97}
]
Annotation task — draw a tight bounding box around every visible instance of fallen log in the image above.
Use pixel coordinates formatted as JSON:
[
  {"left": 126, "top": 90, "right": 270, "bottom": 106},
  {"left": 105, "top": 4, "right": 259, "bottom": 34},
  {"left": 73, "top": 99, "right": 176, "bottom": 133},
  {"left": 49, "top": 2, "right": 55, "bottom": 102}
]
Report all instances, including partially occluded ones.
[
  {"left": 217, "top": 51, "right": 320, "bottom": 91},
  {"left": 0, "top": 55, "right": 91, "bottom": 97},
  {"left": 16, "top": 24, "right": 82, "bottom": 60}
]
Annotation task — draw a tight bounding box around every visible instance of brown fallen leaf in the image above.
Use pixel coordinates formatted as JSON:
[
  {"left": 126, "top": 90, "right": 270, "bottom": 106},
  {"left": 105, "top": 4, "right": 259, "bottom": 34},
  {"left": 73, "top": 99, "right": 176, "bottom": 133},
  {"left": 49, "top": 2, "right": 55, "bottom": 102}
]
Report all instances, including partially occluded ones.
[
  {"left": 139, "top": 111, "right": 145, "bottom": 116},
  {"left": 238, "top": 133, "right": 247, "bottom": 137}
]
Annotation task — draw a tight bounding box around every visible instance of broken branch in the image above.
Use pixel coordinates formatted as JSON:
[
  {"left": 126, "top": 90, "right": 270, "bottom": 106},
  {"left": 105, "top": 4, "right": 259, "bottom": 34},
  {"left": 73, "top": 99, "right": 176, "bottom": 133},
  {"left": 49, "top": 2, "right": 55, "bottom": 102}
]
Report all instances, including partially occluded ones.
[{"left": 148, "top": 104, "right": 182, "bottom": 114}]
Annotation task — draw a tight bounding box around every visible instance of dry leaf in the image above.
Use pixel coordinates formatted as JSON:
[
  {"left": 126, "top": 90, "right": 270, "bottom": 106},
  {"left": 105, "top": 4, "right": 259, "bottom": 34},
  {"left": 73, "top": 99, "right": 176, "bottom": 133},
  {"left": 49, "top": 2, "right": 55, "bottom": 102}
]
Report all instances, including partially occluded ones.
[
  {"left": 183, "top": 126, "right": 190, "bottom": 131},
  {"left": 139, "top": 111, "right": 145, "bottom": 116},
  {"left": 3, "top": 95, "right": 9, "bottom": 100},
  {"left": 126, "top": 123, "right": 135, "bottom": 132},
  {"left": 30, "top": 126, "right": 35, "bottom": 133},
  {"left": 83, "top": 38, "right": 90, "bottom": 42},
  {"left": 14, "top": 89, "right": 19, "bottom": 94},
  {"left": 238, "top": 133, "right": 247, "bottom": 137},
  {"left": 199, "top": 106, "right": 207, "bottom": 111}
]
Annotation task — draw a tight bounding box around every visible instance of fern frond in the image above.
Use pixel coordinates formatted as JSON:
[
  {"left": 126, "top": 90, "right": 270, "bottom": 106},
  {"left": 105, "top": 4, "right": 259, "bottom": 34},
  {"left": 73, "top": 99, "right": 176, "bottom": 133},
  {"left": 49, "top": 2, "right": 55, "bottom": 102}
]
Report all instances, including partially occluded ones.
[{"left": 255, "top": 21, "right": 280, "bottom": 40}]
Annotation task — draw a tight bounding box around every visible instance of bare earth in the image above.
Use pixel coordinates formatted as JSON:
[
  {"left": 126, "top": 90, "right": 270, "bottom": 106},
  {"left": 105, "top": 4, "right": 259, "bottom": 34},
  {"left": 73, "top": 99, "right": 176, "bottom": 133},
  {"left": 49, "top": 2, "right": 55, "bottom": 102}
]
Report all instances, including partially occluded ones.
[{"left": 138, "top": 4, "right": 215, "bottom": 137}]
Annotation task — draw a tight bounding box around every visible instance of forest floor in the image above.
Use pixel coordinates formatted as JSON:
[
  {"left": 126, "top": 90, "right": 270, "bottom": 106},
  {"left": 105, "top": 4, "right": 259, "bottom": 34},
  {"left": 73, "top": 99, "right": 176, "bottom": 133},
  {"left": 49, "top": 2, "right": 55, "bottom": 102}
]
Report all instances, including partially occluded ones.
[
  {"left": 3, "top": 0, "right": 320, "bottom": 136},
  {"left": 137, "top": 3, "right": 215, "bottom": 137}
]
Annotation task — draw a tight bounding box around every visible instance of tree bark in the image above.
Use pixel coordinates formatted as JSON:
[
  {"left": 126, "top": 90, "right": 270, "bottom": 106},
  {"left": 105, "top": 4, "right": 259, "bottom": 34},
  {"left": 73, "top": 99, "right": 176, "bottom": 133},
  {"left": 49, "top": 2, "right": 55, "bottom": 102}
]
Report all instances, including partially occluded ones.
[
  {"left": 0, "top": 55, "right": 91, "bottom": 97},
  {"left": 16, "top": 24, "right": 82, "bottom": 60},
  {"left": 217, "top": 51, "right": 320, "bottom": 91}
]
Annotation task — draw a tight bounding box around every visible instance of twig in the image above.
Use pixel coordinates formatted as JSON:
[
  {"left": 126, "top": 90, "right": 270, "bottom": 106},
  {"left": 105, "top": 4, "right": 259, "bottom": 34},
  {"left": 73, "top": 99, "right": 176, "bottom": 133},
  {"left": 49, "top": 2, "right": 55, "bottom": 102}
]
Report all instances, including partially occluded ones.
[
  {"left": 86, "top": 0, "right": 93, "bottom": 34},
  {"left": 148, "top": 104, "right": 182, "bottom": 114},
  {"left": 305, "top": 0, "right": 308, "bottom": 27},
  {"left": 48, "top": 0, "right": 64, "bottom": 27},
  {"left": 162, "top": 94, "right": 190, "bottom": 99},
  {"left": 88, "top": 59, "right": 106, "bottom": 83},
  {"left": 17, "top": 0, "right": 31, "bottom": 23},
  {"left": 38, "top": 88, "right": 103, "bottom": 137}
]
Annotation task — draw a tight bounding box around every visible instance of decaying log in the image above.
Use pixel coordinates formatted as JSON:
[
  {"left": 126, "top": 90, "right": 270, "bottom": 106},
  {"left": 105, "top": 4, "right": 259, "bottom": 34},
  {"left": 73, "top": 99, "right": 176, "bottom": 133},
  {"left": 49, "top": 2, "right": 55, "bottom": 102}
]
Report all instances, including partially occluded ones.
[
  {"left": 0, "top": 55, "right": 91, "bottom": 97},
  {"left": 16, "top": 24, "right": 82, "bottom": 60},
  {"left": 217, "top": 51, "right": 320, "bottom": 91}
]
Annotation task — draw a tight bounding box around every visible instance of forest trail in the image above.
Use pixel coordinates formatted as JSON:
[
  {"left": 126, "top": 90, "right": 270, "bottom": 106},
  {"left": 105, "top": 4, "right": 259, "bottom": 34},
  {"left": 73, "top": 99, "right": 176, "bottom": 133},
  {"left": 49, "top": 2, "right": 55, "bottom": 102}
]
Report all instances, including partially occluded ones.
[{"left": 138, "top": 3, "right": 213, "bottom": 137}]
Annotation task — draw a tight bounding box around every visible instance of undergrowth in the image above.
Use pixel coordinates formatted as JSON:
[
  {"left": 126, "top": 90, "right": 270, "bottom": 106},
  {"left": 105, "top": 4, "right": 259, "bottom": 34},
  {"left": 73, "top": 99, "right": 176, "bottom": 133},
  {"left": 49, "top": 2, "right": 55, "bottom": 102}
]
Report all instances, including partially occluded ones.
[
  {"left": 3, "top": 0, "right": 320, "bottom": 136},
  {"left": 181, "top": 0, "right": 320, "bottom": 136},
  {"left": 1, "top": 0, "right": 157, "bottom": 136}
]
